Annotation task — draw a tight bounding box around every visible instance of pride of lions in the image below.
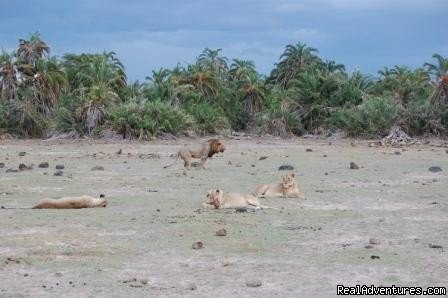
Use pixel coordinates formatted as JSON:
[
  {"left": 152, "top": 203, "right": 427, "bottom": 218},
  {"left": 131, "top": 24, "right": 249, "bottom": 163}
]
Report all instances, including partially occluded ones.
[{"left": 9, "top": 138, "right": 305, "bottom": 209}]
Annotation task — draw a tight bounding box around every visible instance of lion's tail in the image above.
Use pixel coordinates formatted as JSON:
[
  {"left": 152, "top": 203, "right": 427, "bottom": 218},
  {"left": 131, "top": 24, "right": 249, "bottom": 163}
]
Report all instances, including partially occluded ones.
[
  {"left": 1, "top": 206, "right": 34, "bottom": 210},
  {"left": 163, "top": 152, "right": 180, "bottom": 168}
]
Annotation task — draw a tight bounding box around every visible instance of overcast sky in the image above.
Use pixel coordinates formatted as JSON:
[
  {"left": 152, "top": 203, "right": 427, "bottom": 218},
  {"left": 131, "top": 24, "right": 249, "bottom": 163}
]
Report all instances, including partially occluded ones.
[{"left": 1, "top": 0, "right": 446, "bottom": 81}]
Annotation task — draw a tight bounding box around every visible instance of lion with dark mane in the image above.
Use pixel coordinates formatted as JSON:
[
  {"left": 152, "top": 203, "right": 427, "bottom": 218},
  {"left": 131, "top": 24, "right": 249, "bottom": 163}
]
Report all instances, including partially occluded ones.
[{"left": 164, "top": 139, "right": 225, "bottom": 169}]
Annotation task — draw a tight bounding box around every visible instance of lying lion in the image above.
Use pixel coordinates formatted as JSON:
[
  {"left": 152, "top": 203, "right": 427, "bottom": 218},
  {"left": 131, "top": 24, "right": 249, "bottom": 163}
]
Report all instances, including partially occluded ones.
[
  {"left": 32, "top": 194, "right": 108, "bottom": 209},
  {"left": 164, "top": 139, "right": 225, "bottom": 170},
  {"left": 203, "top": 189, "right": 275, "bottom": 210},
  {"left": 252, "top": 173, "right": 305, "bottom": 199}
]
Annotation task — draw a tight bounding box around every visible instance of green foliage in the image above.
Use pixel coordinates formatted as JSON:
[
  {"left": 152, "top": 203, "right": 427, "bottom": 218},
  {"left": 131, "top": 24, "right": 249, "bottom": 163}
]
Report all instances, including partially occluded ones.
[
  {"left": 327, "top": 97, "right": 398, "bottom": 137},
  {"left": 184, "top": 102, "right": 229, "bottom": 134},
  {"left": 0, "top": 33, "right": 447, "bottom": 139},
  {"left": 106, "top": 99, "right": 195, "bottom": 139}
]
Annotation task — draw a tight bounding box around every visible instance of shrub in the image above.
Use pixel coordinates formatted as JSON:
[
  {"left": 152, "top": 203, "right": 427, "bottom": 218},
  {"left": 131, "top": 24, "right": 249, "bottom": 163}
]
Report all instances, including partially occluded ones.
[
  {"left": 326, "top": 96, "right": 398, "bottom": 137},
  {"left": 184, "top": 102, "right": 230, "bottom": 134},
  {"left": 400, "top": 100, "right": 447, "bottom": 136},
  {"left": 106, "top": 99, "right": 194, "bottom": 139}
]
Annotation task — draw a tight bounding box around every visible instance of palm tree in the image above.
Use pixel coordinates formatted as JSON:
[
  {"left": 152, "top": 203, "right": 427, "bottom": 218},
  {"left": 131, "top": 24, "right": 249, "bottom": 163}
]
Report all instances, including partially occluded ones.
[
  {"left": 31, "top": 57, "right": 68, "bottom": 113},
  {"left": 186, "top": 63, "right": 220, "bottom": 98},
  {"left": 62, "top": 52, "right": 127, "bottom": 133},
  {"left": 237, "top": 72, "right": 265, "bottom": 114},
  {"left": 198, "top": 48, "right": 228, "bottom": 75},
  {"left": 17, "top": 32, "right": 50, "bottom": 66},
  {"left": 229, "top": 59, "right": 256, "bottom": 81},
  {"left": 424, "top": 54, "right": 448, "bottom": 104},
  {"left": 271, "top": 42, "right": 321, "bottom": 88},
  {"left": 0, "top": 51, "right": 18, "bottom": 101},
  {"left": 321, "top": 60, "right": 345, "bottom": 74},
  {"left": 377, "top": 65, "right": 430, "bottom": 104}
]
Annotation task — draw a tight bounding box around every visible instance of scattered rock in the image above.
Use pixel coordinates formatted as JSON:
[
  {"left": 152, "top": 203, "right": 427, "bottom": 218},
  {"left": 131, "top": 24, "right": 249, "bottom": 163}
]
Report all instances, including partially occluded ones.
[
  {"left": 188, "top": 283, "right": 197, "bottom": 290},
  {"left": 394, "top": 151, "right": 401, "bottom": 155},
  {"left": 246, "top": 279, "right": 262, "bottom": 288},
  {"left": 306, "top": 148, "right": 313, "bottom": 152},
  {"left": 147, "top": 189, "right": 158, "bottom": 193},
  {"left": 54, "top": 170, "right": 63, "bottom": 176},
  {"left": 369, "top": 238, "right": 381, "bottom": 245},
  {"left": 370, "top": 255, "right": 380, "bottom": 260},
  {"left": 116, "top": 149, "right": 122, "bottom": 155},
  {"left": 428, "top": 166, "right": 442, "bottom": 173},
  {"left": 19, "top": 163, "right": 33, "bottom": 171},
  {"left": 216, "top": 228, "right": 227, "bottom": 236},
  {"left": 55, "top": 165, "right": 65, "bottom": 170},
  {"left": 38, "top": 162, "right": 49, "bottom": 168},
  {"left": 18, "top": 152, "right": 26, "bottom": 157},
  {"left": 227, "top": 161, "right": 232, "bottom": 165},
  {"left": 6, "top": 168, "right": 19, "bottom": 173},
  {"left": 235, "top": 207, "right": 248, "bottom": 213},
  {"left": 364, "top": 245, "right": 374, "bottom": 249},
  {"left": 192, "top": 241, "right": 204, "bottom": 250},
  {"left": 259, "top": 156, "right": 268, "bottom": 160},
  {"left": 0, "top": 163, "right": 4, "bottom": 168},
  {"left": 323, "top": 154, "right": 327, "bottom": 157},
  {"left": 91, "top": 165, "right": 104, "bottom": 171},
  {"left": 428, "top": 244, "right": 443, "bottom": 249},
  {"left": 349, "top": 162, "right": 359, "bottom": 170},
  {"left": 279, "top": 164, "right": 294, "bottom": 171}
]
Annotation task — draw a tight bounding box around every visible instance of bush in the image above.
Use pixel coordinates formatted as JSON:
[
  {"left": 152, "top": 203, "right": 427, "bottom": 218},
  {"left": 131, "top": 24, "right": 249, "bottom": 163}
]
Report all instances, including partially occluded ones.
[
  {"left": 106, "top": 99, "right": 195, "bottom": 139},
  {"left": 400, "top": 100, "right": 447, "bottom": 136},
  {"left": 326, "top": 96, "right": 398, "bottom": 137},
  {"left": 258, "top": 107, "right": 303, "bottom": 137},
  {"left": 0, "top": 100, "right": 47, "bottom": 137},
  {"left": 49, "top": 95, "right": 84, "bottom": 134},
  {"left": 184, "top": 102, "right": 230, "bottom": 134}
]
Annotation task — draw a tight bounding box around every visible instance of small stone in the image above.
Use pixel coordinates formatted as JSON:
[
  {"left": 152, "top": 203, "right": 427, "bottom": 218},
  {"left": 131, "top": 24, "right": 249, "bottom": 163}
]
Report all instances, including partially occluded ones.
[
  {"left": 55, "top": 165, "right": 65, "bottom": 170},
  {"left": 18, "top": 152, "right": 26, "bottom": 157},
  {"left": 259, "top": 156, "right": 268, "bottom": 160},
  {"left": 370, "top": 255, "right": 380, "bottom": 259},
  {"left": 0, "top": 163, "right": 4, "bottom": 168},
  {"left": 116, "top": 149, "right": 122, "bottom": 155},
  {"left": 394, "top": 151, "right": 401, "bottom": 155},
  {"left": 216, "top": 228, "right": 227, "bottom": 236},
  {"left": 188, "top": 283, "right": 197, "bottom": 290},
  {"left": 38, "top": 162, "right": 49, "bottom": 168},
  {"left": 19, "top": 163, "right": 33, "bottom": 171},
  {"left": 192, "top": 241, "right": 203, "bottom": 250},
  {"left": 6, "top": 168, "right": 19, "bottom": 173},
  {"left": 349, "top": 162, "right": 359, "bottom": 170},
  {"left": 323, "top": 155, "right": 327, "bottom": 157},
  {"left": 279, "top": 164, "right": 294, "bottom": 171},
  {"left": 306, "top": 148, "right": 313, "bottom": 152},
  {"left": 369, "top": 238, "right": 381, "bottom": 245},
  {"left": 364, "top": 245, "right": 374, "bottom": 249},
  {"left": 54, "top": 170, "right": 63, "bottom": 176},
  {"left": 428, "top": 166, "right": 442, "bottom": 173},
  {"left": 91, "top": 165, "right": 104, "bottom": 171},
  {"left": 246, "top": 279, "right": 262, "bottom": 287},
  {"left": 227, "top": 161, "right": 232, "bottom": 165},
  {"left": 251, "top": 164, "right": 256, "bottom": 167},
  {"left": 428, "top": 244, "right": 443, "bottom": 249},
  {"left": 235, "top": 207, "right": 247, "bottom": 213}
]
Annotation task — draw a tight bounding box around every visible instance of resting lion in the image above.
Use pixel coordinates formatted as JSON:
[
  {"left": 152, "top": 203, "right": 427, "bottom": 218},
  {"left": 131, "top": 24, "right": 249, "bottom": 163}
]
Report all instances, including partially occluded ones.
[
  {"left": 32, "top": 194, "right": 107, "bottom": 209},
  {"left": 203, "top": 189, "right": 274, "bottom": 210},
  {"left": 164, "top": 139, "right": 225, "bottom": 170},
  {"left": 252, "top": 173, "right": 305, "bottom": 199}
]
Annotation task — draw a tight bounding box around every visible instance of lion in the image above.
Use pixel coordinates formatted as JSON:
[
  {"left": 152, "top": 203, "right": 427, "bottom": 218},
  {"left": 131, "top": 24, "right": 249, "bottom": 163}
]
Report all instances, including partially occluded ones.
[
  {"left": 252, "top": 173, "right": 305, "bottom": 199},
  {"left": 164, "top": 139, "right": 225, "bottom": 170},
  {"left": 32, "top": 194, "right": 108, "bottom": 209},
  {"left": 203, "top": 189, "right": 275, "bottom": 210}
]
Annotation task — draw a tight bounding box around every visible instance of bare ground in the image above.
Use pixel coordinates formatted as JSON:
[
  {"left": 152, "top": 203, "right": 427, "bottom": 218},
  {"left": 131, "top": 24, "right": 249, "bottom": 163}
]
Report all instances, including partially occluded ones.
[{"left": 0, "top": 138, "right": 447, "bottom": 297}]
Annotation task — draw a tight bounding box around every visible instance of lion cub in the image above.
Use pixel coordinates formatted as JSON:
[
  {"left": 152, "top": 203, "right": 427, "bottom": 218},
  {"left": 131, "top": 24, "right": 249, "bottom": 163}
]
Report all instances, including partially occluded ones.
[
  {"left": 203, "top": 189, "right": 273, "bottom": 210},
  {"left": 252, "top": 173, "right": 305, "bottom": 199}
]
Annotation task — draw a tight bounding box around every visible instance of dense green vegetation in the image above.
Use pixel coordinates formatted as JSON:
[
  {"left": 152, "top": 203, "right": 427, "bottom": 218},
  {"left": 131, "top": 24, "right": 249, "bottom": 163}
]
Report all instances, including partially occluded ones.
[{"left": 1, "top": 33, "right": 447, "bottom": 139}]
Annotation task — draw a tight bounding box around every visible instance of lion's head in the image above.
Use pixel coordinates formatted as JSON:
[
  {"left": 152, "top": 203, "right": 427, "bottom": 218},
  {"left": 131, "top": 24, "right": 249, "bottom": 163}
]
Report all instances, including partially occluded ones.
[
  {"left": 94, "top": 194, "right": 108, "bottom": 207},
  {"left": 282, "top": 173, "right": 296, "bottom": 189},
  {"left": 206, "top": 189, "right": 224, "bottom": 209},
  {"left": 208, "top": 139, "right": 225, "bottom": 157}
]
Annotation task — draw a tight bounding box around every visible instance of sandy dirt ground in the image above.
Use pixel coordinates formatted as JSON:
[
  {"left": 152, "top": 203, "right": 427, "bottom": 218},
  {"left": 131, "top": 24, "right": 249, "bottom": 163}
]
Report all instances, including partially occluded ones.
[{"left": 0, "top": 137, "right": 447, "bottom": 297}]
